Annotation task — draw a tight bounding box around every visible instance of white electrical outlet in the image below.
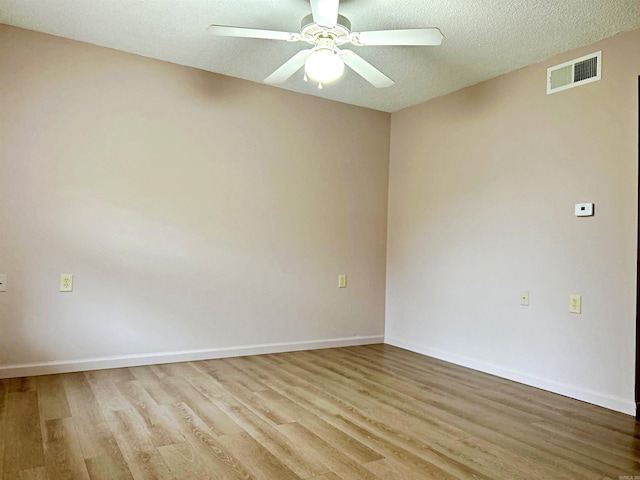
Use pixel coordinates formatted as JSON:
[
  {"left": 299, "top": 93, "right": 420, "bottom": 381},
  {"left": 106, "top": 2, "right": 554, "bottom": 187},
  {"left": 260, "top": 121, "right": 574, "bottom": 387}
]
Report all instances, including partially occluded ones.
[
  {"left": 569, "top": 294, "right": 581, "bottom": 314},
  {"left": 338, "top": 274, "right": 347, "bottom": 288},
  {"left": 520, "top": 290, "right": 529, "bottom": 306},
  {"left": 0, "top": 274, "right": 6, "bottom": 292},
  {"left": 60, "top": 274, "right": 73, "bottom": 292}
]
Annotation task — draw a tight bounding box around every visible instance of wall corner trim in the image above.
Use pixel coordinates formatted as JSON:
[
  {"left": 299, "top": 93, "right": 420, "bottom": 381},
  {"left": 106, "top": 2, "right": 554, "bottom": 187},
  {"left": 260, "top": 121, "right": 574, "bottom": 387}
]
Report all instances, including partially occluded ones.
[
  {"left": 384, "top": 336, "right": 636, "bottom": 416},
  {"left": 0, "top": 335, "right": 384, "bottom": 379}
]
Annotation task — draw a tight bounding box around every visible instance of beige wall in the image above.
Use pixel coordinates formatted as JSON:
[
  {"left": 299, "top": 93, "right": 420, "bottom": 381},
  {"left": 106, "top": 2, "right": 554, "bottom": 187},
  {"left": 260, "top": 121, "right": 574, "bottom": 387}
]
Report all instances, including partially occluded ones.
[
  {"left": 387, "top": 29, "right": 639, "bottom": 414},
  {"left": 0, "top": 25, "right": 389, "bottom": 372}
]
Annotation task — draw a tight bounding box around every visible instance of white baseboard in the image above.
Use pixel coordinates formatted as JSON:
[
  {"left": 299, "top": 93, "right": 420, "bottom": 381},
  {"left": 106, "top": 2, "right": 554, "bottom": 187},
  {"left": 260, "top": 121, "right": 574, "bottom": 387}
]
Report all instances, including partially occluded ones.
[
  {"left": 385, "top": 336, "right": 636, "bottom": 416},
  {"left": 0, "top": 335, "right": 384, "bottom": 379}
]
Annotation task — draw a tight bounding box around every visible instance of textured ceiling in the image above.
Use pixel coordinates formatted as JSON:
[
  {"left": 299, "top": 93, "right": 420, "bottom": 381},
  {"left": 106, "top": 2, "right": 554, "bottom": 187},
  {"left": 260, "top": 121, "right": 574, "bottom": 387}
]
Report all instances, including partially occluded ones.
[{"left": 1, "top": 0, "right": 639, "bottom": 112}]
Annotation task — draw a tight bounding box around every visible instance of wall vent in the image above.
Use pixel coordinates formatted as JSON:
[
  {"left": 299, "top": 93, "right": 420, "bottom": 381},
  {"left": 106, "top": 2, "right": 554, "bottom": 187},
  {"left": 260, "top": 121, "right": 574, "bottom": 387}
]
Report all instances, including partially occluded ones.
[{"left": 547, "top": 51, "right": 601, "bottom": 94}]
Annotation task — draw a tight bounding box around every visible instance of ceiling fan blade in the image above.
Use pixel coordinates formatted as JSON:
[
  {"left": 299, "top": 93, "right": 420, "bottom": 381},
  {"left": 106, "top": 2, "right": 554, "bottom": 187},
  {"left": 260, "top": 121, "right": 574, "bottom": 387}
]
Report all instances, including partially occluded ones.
[
  {"left": 208, "top": 25, "right": 299, "bottom": 41},
  {"left": 353, "top": 28, "right": 444, "bottom": 46},
  {"left": 340, "top": 50, "right": 394, "bottom": 88},
  {"left": 310, "top": 0, "right": 339, "bottom": 28},
  {"left": 264, "top": 49, "right": 313, "bottom": 84}
]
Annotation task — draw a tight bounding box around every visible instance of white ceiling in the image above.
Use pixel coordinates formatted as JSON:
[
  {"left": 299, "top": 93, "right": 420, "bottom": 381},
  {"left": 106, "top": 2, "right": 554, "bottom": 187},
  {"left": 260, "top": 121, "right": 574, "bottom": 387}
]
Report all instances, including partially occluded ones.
[{"left": 1, "top": 0, "right": 639, "bottom": 112}]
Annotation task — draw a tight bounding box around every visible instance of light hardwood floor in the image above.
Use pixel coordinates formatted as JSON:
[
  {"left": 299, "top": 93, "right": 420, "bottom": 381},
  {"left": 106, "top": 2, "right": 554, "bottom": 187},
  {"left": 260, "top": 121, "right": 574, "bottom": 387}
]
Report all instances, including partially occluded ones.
[{"left": 1, "top": 344, "right": 639, "bottom": 479}]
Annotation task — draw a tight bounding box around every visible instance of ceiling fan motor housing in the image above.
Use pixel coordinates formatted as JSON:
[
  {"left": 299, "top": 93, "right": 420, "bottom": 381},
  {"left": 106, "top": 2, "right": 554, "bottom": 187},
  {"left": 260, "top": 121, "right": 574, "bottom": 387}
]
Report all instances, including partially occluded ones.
[
  {"left": 315, "top": 36, "right": 336, "bottom": 52},
  {"left": 300, "top": 13, "right": 352, "bottom": 45}
]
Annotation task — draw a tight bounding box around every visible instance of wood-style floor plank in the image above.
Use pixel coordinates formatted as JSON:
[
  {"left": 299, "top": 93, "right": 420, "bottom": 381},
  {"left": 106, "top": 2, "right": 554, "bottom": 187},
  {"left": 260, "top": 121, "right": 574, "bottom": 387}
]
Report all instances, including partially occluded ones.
[
  {"left": 3, "top": 391, "right": 44, "bottom": 474},
  {"left": 128, "top": 367, "right": 176, "bottom": 406},
  {"left": 35, "top": 376, "right": 71, "bottom": 422},
  {"left": 156, "top": 442, "right": 218, "bottom": 480},
  {"left": 84, "top": 370, "right": 130, "bottom": 413},
  {"left": 43, "top": 417, "right": 90, "bottom": 480},
  {"left": 0, "top": 380, "right": 7, "bottom": 480},
  {"left": 5, "top": 378, "right": 36, "bottom": 394},
  {"left": 277, "top": 422, "right": 382, "bottom": 480},
  {"left": 2, "top": 344, "right": 640, "bottom": 479},
  {"left": 307, "top": 474, "right": 341, "bottom": 480},
  {"left": 13, "top": 466, "right": 47, "bottom": 480},
  {"left": 364, "top": 457, "right": 450, "bottom": 480},
  {"left": 159, "top": 375, "right": 242, "bottom": 437},
  {"left": 104, "top": 409, "right": 177, "bottom": 480},
  {"left": 217, "top": 431, "right": 300, "bottom": 480},
  {"left": 532, "top": 420, "right": 640, "bottom": 467},
  {"left": 115, "top": 381, "right": 185, "bottom": 448},
  {"left": 61, "top": 373, "right": 133, "bottom": 480},
  {"left": 162, "top": 401, "right": 252, "bottom": 479}
]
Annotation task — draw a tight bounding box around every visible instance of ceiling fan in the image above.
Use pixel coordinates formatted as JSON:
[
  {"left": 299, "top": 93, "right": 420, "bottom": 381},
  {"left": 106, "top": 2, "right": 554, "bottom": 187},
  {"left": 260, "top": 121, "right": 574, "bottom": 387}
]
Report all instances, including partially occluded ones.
[{"left": 208, "top": 0, "right": 443, "bottom": 89}]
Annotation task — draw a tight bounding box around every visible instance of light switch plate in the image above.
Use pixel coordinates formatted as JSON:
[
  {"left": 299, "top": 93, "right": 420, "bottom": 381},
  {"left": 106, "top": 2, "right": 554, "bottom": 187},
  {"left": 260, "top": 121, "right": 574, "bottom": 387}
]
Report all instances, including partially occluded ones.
[
  {"left": 575, "top": 203, "right": 594, "bottom": 217},
  {"left": 0, "top": 274, "right": 6, "bottom": 292}
]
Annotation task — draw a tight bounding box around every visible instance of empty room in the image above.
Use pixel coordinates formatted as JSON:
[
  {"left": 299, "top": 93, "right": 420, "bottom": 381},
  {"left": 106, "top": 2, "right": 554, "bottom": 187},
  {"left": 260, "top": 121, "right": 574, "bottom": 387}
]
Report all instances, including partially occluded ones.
[{"left": 1, "top": 0, "right": 640, "bottom": 478}]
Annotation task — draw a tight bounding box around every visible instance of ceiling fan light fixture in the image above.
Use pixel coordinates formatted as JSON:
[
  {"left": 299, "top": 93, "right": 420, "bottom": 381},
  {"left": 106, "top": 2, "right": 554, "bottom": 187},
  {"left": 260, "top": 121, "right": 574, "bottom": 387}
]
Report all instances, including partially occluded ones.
[
  {"left": 305, "top": 48, "right": 344, "bottom": 83},
  {"left": 304, "top": 36, "right": 344, "bottom": 84}
]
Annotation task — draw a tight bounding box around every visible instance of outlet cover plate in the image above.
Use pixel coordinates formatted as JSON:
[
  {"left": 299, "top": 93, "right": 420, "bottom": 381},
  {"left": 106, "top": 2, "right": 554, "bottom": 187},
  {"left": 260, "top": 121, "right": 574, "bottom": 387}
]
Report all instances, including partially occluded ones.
[
  {"left": 60, "top": 274, "right": 73, "bottom": 292},
  {"left": 569, "top": 294, "right": 581, "bottom": 313}
]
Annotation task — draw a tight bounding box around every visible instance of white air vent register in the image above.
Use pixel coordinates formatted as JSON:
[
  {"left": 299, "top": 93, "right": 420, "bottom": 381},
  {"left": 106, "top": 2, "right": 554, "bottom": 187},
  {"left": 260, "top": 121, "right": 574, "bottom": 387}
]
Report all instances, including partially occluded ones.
[{"left": 547, "top": 51, "right": 601, "bottom": 94}]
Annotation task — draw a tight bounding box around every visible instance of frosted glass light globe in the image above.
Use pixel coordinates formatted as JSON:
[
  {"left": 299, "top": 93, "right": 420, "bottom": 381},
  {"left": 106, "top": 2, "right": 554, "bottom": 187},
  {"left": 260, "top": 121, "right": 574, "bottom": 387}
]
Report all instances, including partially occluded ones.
[{"left": 305, "top": 49, "right": 344, "bottom": 83}]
